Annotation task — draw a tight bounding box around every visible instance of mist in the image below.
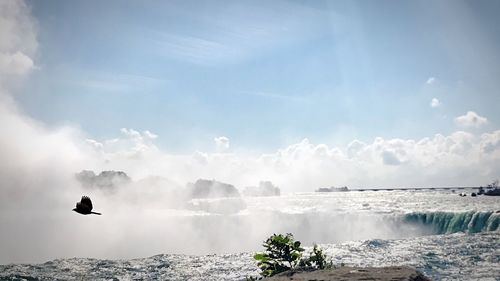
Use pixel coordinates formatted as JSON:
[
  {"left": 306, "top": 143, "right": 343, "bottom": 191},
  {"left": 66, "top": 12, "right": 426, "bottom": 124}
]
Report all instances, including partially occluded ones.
[{"left": 3, "top": 93, "right": 498, "bottom": 264}]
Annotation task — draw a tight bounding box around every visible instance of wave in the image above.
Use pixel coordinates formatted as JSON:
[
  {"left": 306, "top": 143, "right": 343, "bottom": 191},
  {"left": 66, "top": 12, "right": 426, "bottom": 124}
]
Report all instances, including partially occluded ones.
[{"left": 402, "top": 211, "right": 499, "bottom": 234}]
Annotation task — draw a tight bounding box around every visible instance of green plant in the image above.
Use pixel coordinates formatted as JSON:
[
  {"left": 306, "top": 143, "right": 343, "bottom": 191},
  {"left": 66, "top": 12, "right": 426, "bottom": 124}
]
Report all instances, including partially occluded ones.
[
  {"left": 253, "top": 233, "right": 305, "bottom": 277},
  {"left": 250, "top": 233, "right": 334, "bottom": 280},
  {"left": 299, "top": 244, "right": 333, "bottom": 270}
]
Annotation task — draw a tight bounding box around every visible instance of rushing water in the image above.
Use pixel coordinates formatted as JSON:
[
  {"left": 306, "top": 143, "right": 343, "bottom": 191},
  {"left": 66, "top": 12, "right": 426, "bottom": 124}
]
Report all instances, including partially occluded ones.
[{"left": 1, "top": 189, "right": 499, "bottom": 280}]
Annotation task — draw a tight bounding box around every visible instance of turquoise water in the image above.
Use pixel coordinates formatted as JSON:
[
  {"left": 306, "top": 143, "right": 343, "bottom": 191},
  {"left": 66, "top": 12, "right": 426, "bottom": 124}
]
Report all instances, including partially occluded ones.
[{"left": 403, "top": 211, "right": 499, "bottom": 234}]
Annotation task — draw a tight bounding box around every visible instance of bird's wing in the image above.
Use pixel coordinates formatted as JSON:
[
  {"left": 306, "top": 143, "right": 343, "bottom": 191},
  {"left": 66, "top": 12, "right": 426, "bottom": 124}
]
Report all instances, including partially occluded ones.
[
  {"left": 80, "top": 196, "right": 93, "bottom": 211},
  {"left": 76, "top": 202, "right": 91, "bottom": 213}
]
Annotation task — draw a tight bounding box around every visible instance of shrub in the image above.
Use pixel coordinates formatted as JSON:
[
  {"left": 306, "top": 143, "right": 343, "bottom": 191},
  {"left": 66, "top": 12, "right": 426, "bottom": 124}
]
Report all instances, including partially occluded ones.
[
  {"left": 250, "top": 233, "right": 333, "bottom": 279},
  {"left": 253, "top": 233, "right": 304, "bottom": 277},
  {"left": 299, "top": 244, "right": 332, "bottom": 270}
]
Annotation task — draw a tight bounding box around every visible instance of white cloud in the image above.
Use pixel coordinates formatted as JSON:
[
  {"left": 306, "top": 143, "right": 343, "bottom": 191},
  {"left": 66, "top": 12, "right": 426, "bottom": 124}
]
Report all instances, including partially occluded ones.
[
  {"left": 119, "top": 128, "right": 158, "bottom": 142},
  {"left": 346, "top": 140, "right": 366, "bottom": 158},
  {"left": 480, "top": 130, "right": 500, "bottom": 154},
  {"left": 0, "top": 0, "right": 37, "bottom": 85},
  {"left": 381, "top": 150, "right": 402, "bottom": 165},
  {"left": 85, "top": 138, "right": 103, "bottom": 150},
  {"left": 0, "top": 51, "right": 34, "bottom": 75},
  {"left": 0, "top": 0, "right": 37, "bottom": 55},
  {"left": 214, "top": 136, "right": 230, "bottom": 153},
  {"left": 426, "top": 77, "right": 436, "bottom": 84},
  {"left": 94, "top": 128, "right": 160, "bottom": 159},
  {"left": 143, "top": 130, "right": 158, "bottom": 140},
  {"left": 120, "top": 128, "right": 141, "bottom": 139},
  {"left": 455, "top": 111, "right": 488, "bottom": 128},
  {"left": 430, "top": 98, "right": 441, "bottom": 108}
]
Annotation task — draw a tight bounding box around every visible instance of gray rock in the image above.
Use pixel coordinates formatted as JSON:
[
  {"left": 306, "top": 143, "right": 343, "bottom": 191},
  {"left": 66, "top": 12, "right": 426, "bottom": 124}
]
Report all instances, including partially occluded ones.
[
  {"left": 186, "top": 179, "right": 240, "bottom": 199},
  {"left": 243, "top": 181, "right": 280, "bottom": 197},
  {"left": 265, "top": 266, "right": 432, "bottom": 281},
  {"left": 76, "top": 170, "right": 131, "bottom": 190}
]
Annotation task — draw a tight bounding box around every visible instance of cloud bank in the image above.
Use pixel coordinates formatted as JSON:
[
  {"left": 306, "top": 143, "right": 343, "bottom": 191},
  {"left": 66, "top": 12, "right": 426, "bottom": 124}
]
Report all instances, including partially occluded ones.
[{"left": 80, "top": 129, "right": 500, "bottom": 190}]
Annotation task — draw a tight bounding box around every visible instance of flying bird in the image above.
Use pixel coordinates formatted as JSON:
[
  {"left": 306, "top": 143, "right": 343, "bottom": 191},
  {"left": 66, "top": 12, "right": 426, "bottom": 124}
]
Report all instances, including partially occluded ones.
[{"left": 73, "top": 196, "right": 102, "bottom": 215}]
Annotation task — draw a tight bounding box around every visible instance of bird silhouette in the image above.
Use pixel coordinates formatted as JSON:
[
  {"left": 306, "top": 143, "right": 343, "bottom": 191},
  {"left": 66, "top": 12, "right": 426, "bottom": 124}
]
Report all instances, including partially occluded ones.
[{"left": 73, "top": 196, "right": 102, "bottom": 215}]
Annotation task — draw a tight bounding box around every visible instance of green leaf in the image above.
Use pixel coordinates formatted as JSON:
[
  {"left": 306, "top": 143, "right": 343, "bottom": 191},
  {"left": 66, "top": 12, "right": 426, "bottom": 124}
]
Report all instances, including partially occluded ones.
[
  {"left": 291, "top": 252, "right": 301, "bottom": 260},
  {"left": 254, "top": 253, "right": 266, "bottom": 260}
]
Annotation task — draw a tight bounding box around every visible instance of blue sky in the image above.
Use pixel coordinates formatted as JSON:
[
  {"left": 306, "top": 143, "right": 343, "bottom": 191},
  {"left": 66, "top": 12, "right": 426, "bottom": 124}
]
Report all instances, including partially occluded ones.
[{"left": 18, "top": 0, "right": 500, "bottom": 152}]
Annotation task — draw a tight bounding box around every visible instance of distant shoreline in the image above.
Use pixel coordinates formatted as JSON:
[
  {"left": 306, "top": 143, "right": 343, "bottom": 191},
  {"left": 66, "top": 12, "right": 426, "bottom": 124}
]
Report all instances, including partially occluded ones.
[{"left": 317, "top": 186, "right": 483, "bottom": 192}]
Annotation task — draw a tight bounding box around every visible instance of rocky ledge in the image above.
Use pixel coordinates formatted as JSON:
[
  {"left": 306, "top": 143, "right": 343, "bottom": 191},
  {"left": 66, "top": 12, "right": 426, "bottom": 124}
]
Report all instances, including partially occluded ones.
[{"left": 265, "top": 266, "right": 432, "bottom": 281}]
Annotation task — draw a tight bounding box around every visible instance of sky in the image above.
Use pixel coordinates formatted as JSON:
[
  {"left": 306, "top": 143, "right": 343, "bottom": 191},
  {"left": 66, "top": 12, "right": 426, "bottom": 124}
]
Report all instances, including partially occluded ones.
[
  {"left": 2, "top": 0, "right": 500, "bottom": 190},
  {"left": 15, "top": 0, "right": 500, "bottom": 150},
  {"left": 1, "top": 0, "right": 500, "bottom": 264}
]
